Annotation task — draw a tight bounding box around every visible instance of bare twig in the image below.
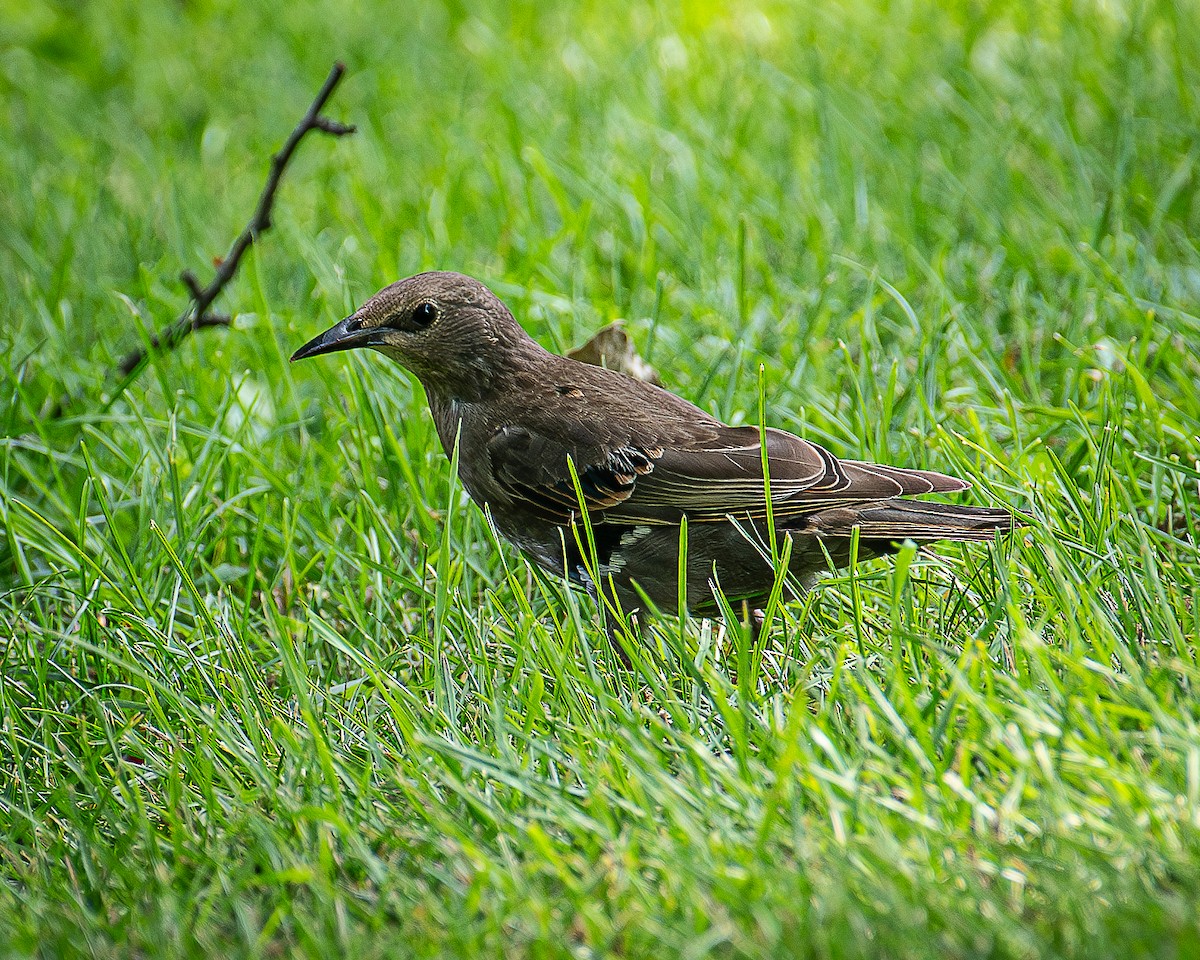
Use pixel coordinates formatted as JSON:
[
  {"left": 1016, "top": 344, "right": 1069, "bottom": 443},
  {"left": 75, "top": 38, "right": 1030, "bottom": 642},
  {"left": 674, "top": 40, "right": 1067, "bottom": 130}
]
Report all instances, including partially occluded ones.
[
  {"left": 49, "top": 61, "right": 355, "bottom": 420},
  {"left": 116, "top": 313, "right": 233, "bottom": 378}
]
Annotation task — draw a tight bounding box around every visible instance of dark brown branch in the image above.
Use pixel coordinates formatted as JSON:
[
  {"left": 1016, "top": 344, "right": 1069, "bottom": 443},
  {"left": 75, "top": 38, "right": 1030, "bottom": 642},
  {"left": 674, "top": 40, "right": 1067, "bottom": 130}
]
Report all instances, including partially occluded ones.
[
  {"left": 180, "top": 269, "right": 204, "bottom": 301},
  {"left": 313, "top": 117, "right": 355, "bottom": 136},
  {"left": 49, "top": 61, "right": 355, "bottom": 420},
  {"left": 117, "top": 314, "right": 232, "bottom": 378}
]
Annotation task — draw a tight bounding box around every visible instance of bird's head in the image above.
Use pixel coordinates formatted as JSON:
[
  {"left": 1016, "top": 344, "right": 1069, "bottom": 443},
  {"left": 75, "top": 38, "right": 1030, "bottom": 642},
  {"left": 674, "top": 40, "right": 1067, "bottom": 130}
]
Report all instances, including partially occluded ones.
[{"left": 291, "top": 271, "right": 531, "bottom": 399}]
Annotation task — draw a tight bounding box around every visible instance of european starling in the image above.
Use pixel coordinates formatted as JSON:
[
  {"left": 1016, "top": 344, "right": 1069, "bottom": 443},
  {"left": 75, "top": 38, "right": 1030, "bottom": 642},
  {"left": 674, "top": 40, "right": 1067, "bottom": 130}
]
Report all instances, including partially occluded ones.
[{"left": 293, "top": 272, "right": 1013, "bottom": 626}]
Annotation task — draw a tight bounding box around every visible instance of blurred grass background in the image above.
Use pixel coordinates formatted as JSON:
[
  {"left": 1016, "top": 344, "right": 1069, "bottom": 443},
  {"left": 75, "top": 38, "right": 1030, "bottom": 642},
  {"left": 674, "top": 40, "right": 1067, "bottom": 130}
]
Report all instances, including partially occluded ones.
[{"left": 2, "top": 0, "right": 1200, "bottom": 956}]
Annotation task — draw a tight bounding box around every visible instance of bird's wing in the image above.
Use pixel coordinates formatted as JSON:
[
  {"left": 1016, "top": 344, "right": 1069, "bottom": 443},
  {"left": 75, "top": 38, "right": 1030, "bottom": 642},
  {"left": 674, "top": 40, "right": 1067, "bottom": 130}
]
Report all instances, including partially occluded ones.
[
  {"left": 487, "top": 422, "right": 966, "bottom": 525},
  {"left": 611, "top": 425, "right": 966, "bottom": 523},
  {"left": 485, "top": 424, "right": 664, "bottom": 520}
]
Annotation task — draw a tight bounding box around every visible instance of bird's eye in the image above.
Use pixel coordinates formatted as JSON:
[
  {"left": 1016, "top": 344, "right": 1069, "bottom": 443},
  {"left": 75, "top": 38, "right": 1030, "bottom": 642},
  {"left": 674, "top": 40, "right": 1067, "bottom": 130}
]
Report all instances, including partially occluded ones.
[{"left": 412, "top": 301, "right": 439, "bottom": 328}]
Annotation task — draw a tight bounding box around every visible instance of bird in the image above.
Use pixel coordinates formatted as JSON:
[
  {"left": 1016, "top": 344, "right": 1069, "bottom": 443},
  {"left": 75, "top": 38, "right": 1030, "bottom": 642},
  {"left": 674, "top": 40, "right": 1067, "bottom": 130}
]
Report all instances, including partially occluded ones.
[{"left": 292, "top": 271, "right": 1013, "bottom": 636}]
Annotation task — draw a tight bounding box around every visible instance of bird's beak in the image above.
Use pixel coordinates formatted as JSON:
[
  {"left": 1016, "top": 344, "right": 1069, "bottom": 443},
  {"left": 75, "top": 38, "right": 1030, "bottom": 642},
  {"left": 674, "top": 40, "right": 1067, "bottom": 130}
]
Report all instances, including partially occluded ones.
[{"left": 290, "top": 316, "right": 379, "bottom": 362}]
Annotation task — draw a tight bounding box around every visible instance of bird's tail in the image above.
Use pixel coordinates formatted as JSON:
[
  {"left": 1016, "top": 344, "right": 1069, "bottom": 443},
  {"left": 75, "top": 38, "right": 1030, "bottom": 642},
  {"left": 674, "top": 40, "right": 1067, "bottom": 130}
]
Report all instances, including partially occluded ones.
[{"left": 800, "top": 499, "right": 1016, "bottom": 543}]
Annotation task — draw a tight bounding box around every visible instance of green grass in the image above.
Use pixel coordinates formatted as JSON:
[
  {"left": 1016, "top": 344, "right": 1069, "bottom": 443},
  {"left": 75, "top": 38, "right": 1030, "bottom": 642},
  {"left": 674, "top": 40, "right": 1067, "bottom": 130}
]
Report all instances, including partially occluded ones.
[{"left": 3, "top": 0, "right": 1200, "bottom": 955}]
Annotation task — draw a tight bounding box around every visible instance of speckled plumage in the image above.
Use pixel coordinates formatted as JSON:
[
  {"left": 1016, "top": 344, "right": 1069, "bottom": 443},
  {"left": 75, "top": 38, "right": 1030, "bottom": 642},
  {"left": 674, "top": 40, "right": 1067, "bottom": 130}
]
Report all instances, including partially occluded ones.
[{"left": 293, "top": 271, "right": 1013, "bottom": 622}]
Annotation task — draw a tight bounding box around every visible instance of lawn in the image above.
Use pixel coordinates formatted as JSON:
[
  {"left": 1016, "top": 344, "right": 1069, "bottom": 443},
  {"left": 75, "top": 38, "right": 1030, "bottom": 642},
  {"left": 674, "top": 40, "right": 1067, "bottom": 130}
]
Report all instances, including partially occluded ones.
[{"left": 3, "top": 0, "right": 1200, "bottom": 956}]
